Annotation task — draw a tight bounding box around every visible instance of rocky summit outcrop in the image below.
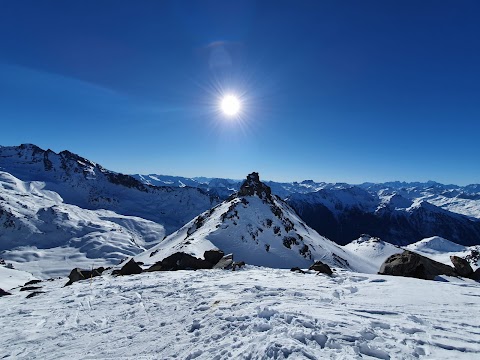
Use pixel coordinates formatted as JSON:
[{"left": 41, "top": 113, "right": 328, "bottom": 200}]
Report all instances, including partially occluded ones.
[
  {"left": 237, "top": 172, "right": 272, "bottom": 201},
  {"left": 450, "top": 255, "right": 474, "bottom": 277},
  {"left": 379, "top": 250, "right": 457, "bottom": 280}
]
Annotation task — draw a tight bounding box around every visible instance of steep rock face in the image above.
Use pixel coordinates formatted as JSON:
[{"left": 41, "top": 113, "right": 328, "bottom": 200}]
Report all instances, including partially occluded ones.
[
  {"left": 134, "top": 173, "right": 374, "bottom": 272},
  {"left": 0, "top": 144, "right": 216, "bottom": 233}
]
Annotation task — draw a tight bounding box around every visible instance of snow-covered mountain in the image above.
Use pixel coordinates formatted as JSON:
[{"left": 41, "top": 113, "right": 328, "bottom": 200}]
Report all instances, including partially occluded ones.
[
  {"left": 287, "top": 186, "right": 480, "bottom": 246},
  {"left": 134, "top": 173, "right": 480, "bottom": 246},
  {"left": 135, "top": 173, "right": 375, "bottom": 272},
  {"left": 0, "top": 171, "right": 167, "bottom": 278},
  {"left": 0, "top": 144, "right": 216, "bottom": 234}
]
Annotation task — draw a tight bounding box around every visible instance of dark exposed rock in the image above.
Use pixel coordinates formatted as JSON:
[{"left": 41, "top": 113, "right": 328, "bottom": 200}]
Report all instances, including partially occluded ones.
[
  {"left": 232, "top": 261, "right": 246, "bottom": 271},
  {"left": 471, "top": 268, "right": 480, "bottom": 281},
  {"left": 119, "top": 259, "right": 143, "bottom": 276},
  {"left": 309, "top": 261, "right": 333, "bottom": 275},
  {"left": 450, "top": 256, "right": 474, "bottom": 277},
  {"left": 238, "top": 172, "right": 272, "bottom": 201},
  {"left": 26, "top": 291, "right": 44, "bottom": 299},
  {"left": 213, "top": 254, "right": 234, "bottom": 270},
  {"left": 290, "top": 267, "right": 306, "bottom": 274},
  {"left": 65, "top": 266, "right": 105, "bottom": 286},
  {"left": 0, "top": 288, "right": 11, "bottom": 297},
  {"left": 148, "top": 252, "right": 211, "bottom": 272},
  {"left": 379, "top": 250, "right": 458, "bottom": 280},
  {"left": 20, "top": 286, "right": 42, "bottom": 292},
  {"left": 23, "top": 279, "right": 42, "bottom": 286},
  {"left": 204, "top": 250, "right": 225, "bottom": 265}
]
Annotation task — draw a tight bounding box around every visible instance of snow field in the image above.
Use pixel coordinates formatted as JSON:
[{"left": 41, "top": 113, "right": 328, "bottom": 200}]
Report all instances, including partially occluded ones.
[{"left": 1, "top": 267, "right": 479, "bottom": 359}]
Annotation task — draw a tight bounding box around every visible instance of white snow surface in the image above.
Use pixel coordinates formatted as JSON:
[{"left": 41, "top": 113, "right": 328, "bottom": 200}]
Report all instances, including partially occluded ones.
[
  {"left": 406, "top": 237, "right": 480, "bottom": 269},
  {"left": 134, "top": 195, "right": 376, "bottom": 273},
  {"left": 0, "top": 264, "right": 36, "bottom": 290},
  {"left": 344, "top": 235, "right": 404, "bottom": 271},
  {"left": 0, "top": 171, "right": 166, "bottom": 278},
  {"left": 1, "top": 267, "right": 479, "bottom": 359}
]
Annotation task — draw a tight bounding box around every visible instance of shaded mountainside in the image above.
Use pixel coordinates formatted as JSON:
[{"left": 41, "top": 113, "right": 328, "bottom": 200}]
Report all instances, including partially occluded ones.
[
  {"left": 135, "top": 173, "right": 375, "bottom": 272},
  {"left": 287, "top": 188, "right": 480, "bottom": 246},
  {"left": 0, "top": 144, "right": 217, "bottom": 234}
]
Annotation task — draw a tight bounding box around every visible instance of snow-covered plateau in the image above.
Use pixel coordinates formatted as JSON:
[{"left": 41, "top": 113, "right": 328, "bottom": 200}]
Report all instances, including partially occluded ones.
[{"left": 1, "top": 267, "right": 479, "bottom": 359}]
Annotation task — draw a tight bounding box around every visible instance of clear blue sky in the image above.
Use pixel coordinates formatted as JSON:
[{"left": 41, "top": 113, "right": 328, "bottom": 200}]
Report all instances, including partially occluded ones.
[{"left": 0, "top": 1, "right": 479, "bottom": 185}]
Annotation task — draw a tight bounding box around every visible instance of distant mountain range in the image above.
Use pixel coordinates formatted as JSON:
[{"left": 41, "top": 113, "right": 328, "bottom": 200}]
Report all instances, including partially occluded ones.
[
  {"left": 134, "top": 172, "right": 480, "bottom": 246},
  {"left": 1, "top": 144, "right": 479, "bottom": 277}
]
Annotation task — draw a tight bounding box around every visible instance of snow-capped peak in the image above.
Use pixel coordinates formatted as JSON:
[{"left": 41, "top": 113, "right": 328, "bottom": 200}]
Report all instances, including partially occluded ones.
[{"left": 135, "top": 173, "right": 373, "bottom": 272}]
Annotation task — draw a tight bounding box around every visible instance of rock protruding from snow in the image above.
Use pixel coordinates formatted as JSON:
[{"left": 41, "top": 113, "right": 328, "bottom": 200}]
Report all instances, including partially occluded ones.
[
  {"left": 237, "top": 172, "right": 272, "bottom": 200},
  {"left": 212, "top": 254, "right": 234, "bottom": 270},
  {"left": 379, "top": 250, "right": 458, "bottom": 280},
  {"left": 119, "top": 259, "right": 143, "bottom": 276},
  {"left": 148, "top": 252, "right": 211, "bottom": 272},
  {"left": 450, "top": 256, "right": 474, "bottom": 277},
  {"left": 0, "top": 288, "right": 11, "bottom": 296},
  {"left": 66, "top": 267, "right": 105, "bottom": 286},
  {"left": 308, "top": 261, "right": 333, "bottom": 275}
]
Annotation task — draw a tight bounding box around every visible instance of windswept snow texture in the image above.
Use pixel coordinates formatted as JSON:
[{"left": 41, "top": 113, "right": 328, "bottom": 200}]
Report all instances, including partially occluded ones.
[
  {"left": 1, "top": 268, "right": 479, "bottom": 359},
  {"left": 0, "top": 171, "right": 166, "bottom": 278},
  {"left": 136, "top": 193, "right": 376, "bottom": 273}
]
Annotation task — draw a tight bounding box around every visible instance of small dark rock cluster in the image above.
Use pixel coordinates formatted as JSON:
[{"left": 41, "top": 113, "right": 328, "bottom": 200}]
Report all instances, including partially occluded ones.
[{"left": 147, "top": 250, "right": 232, "bottom": 272}]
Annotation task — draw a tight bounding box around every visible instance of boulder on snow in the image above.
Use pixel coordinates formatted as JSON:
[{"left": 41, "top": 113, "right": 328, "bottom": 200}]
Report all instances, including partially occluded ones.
[
  {"left": 65, "top": 267, "right": 105, "bottom": 286},
  {"left": 213, "top": 254, "right": 234, "bottom": 270},
  {"left": 232, "top": 261, "right": 246, "bottom": 271},
  {"left": 148, "top": 252, "right": 211, "bottom": 272},
  {"left": 204, "top": 250, "right": 225, "bottom": 266},
  {"left": 471, "top": 268, "right": 480, "bottom": 281},
  {"left": 379, "top": 250, "right": 457, "bottom": 280},
  {"left": 0, "top": 288, "right": 11, "bottom": 297},
  {"left": 119, "top": 259, "right": 143, "bottom": 276},
  {"left": 450, "top": 256, "right": 473, "bottom": 277},
  {"left": 290, "top": 267, "right": 306, "bottom": 274},
  {"left": 309, "top": 261, "right": 333, "bottom": 275}
]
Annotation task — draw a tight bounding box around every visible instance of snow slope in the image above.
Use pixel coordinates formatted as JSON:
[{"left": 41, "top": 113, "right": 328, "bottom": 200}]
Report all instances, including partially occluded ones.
[
  {"left": 0, "top": 144, "right": 215, "bottom": 234},
  {"left": 0, "top": 171, "right": 166, "bottom": 278},
  {"left": 406, "top": 236, "right": 480, "bottom": 270},
  {"left": 135, "top": 173, "right": 376, "bottom": 273},
  {"left": 0, "top": 264, "right": 36, "bottom": 290},
  {"left": 1, "top": 268, "right": 479, "bottom": 359},
  {"left": 344, "top": 235, "right": 404, "bottom": 271}
]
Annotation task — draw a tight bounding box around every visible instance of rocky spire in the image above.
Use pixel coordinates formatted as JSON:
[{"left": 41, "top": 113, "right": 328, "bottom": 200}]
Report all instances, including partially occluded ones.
[{"left": 238, "top": 172, "right": 272, "bottom": 200}]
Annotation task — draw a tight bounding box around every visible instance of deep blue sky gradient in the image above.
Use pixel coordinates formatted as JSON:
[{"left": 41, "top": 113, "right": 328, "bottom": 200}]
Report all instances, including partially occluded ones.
[{"left": 0, "top": 1, "right": 479, "bottom": 184}]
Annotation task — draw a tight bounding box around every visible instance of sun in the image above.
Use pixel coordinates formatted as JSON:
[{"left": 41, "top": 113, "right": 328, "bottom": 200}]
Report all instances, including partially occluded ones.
[{"left": 220, "top": 95, "right": 241, "bottom": 116}]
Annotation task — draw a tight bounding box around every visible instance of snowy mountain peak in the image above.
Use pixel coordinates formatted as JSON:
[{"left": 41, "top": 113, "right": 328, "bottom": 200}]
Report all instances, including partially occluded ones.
[
  {"left": 237, "top": 172, "right": 272, "bottom": 201},
  {"left": 135, "top": 173, "right": 373, "bottom": 272}
]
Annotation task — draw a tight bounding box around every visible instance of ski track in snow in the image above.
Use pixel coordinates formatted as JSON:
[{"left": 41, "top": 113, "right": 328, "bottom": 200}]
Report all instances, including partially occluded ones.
[{"left": 1, "top": 268, "right": 479, "bottom": 359}]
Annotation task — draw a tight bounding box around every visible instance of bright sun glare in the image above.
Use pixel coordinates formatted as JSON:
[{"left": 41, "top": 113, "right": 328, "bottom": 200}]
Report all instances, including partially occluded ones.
[{"left": 221, "top": 95, "right": 241, "bottom": 116}]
